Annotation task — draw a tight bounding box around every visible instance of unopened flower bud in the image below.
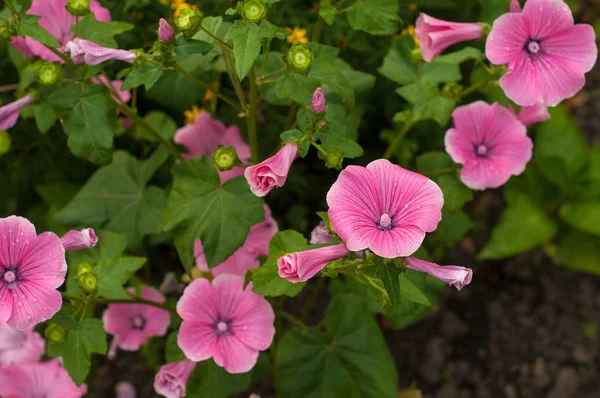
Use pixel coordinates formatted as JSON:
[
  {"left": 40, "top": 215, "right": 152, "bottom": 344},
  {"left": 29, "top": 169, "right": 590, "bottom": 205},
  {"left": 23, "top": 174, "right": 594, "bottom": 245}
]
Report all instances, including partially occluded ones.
[
  {"left": 67, "top": 0, "right": 90, "bottom": 16},
  {"left": 0, "top": 131, "right": 10, "bottom": 155},
  {"left": 175, "top": 8, "right": 203, "bottom": 34},
  {"left": 77, "top": 272, "right": 98, "bottom": 294},
  {"left": 45, "top": 324, "right": 67, "bottom": 345},
  {"left": 76, "top": 262, "right": 94, "bottom": 277},
  {"left": 213, "top": 146, "right": 240, "bottom": 171},
  {"left": 410, "top": 47, "right": 423, "bottom": 63},
  {"left": 286, "top": 44, "right": 313, "bottom": 74},
  {"left": 312, "top": 87, "right": 326, "bottom": 114},
  {"left": 37, "top": 63, "right": 62, "bottom": 86},
  {"left": 324, "top": 150, "right": 343, "bottom": 170},
  {"left": 241, "top": 0, "right": 268, "bottom": 23},
  {"left": 442, "top": 82, "right": 462, "bottom": 99},
  {"left": 158, "top": 18, "right": 174, "bottom": 44}
]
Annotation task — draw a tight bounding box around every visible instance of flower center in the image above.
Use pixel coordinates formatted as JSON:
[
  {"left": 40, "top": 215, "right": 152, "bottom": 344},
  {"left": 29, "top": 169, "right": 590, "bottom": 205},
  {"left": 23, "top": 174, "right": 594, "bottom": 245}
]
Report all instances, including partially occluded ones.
[
  {"left": 132, "top": 315, "right": 146, "bottom": 330},
  {"left": 214, "top": 320, "right": 230, "bottom": 335},
  {"left": 377, "top": 214, "right": 393, "bottom": 231},
  {"left": 3, "top": 270, "right": 16, "bottom": 283},
  {"left": 476, "top": 144, "right": 488, "bottom": 156},
  {"left": 525, "top": 39, "right": 541, "bottom": 55}
]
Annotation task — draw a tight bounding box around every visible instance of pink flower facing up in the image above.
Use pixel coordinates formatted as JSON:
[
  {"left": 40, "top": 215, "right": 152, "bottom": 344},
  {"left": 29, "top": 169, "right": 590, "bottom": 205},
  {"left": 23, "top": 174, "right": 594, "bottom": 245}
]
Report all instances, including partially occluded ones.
[
  {"left": 309, "top": 222, "right": 332, "bottom": 245},
  {"left": 0, "top": 216, "right": 67, "bottom": 330},
  {"left": 244, "top": 142, "right": 299, "bottom": 197},
  {"left": 0, "top": 324, "right": 45, "bottom": 368},
  {"left": 11, "top": 0, "right": 111, "bottom": 62},
  {"left": 0, "top": 359, "right": 87, "bottom": 398},
  {"left": 486, "top": 0, "right": 598, "bottom": 106},
  {"left": 115, "top": 381, "right": 136, "bottom": 398},
  {"left": 177, "top": 275, "right": 275, "bottom": 374},
  {"left": 326, "top": 159, "right": 443, "bottom": 259},
  {"left": 60, "top": 228, "right": 98, "bottom": 251},
  {"left": 312, "top": 87, "right": 326, "bottom": 114},
  {"left": 102, "top": 285, "right": 170, "bottom": 351},
  {"left": 174, "top": 112, "right": 251, "bottom": 183},
  {"left": 516, "top": 103, "right": 550, "bottom": 126},
  {"left": 158, "top": 18, "right": 175, "bottom": 44},
  {"left": 154, "top": 359, "right": 196, "bottom": 398},
  {"left": 0, "top": 95, "right": 35, "bottom": 130},
  {"left": 415, "top": 14, "right": 484, "bottom": 62},
  {"left": 445, "top": 101, "right": 533, "bottom": 190},
  {"left": 65, "top": 38, "right": 137, "bottom": 66},
  {"left": 278, "top": 244, "right": 349, "bottom": 283},
  {"left": 405, "top": 257, "right": 473, "bottom": 291}
]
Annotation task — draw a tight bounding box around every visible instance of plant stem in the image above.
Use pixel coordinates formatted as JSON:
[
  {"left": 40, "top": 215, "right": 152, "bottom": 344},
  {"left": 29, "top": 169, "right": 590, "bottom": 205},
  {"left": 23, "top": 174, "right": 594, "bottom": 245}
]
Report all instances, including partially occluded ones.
[
  {"left": 459, "top": 79, "right": 491, "bottom": 98},
  {"left": 5, "top": 0, "right": 19, "bottom": 21},
  {"left": 0, "top": 83, "right": 19, "bottom": 92},
  {"left": 44, "top": 45, "right": 71, "bottom": 64},
  {"left": 247, "top": 69, "right": 260, "bottom": 164},
  {"left": 278, "top": 311, "right": 307, "bottom": 328},
  {"left": 61, "top": 292, "right": 169, "bottom": 310},
  {"left": 200, "top": 25, "right": 232, "bottom": 51},
  {"left": 223, "top": 51, "right": 248, "bottom": 110},
  {"left": 284, "top": 102, "right": 298, "bottom": 130},
  {"left": 300, "top": 277, "right": 326, "bottom": 323},
  {"left": 75, "top": 16, "right": 79, "bottom": 37},
  {"left": 383, "top": 120, "right": 414, "bottom": 160},
  {"left": 260, "top": 39, "right": 271, "bottom": 78},
  {"left": 312, "top": 16, "right": 325, "bottom": 42},
  {"left": 257, "top": 67, "right": 286, "bottom": 83},
  {"left": 310, "top": 139, "right": 329, "bottom": 157},
  {"left": 173, "top": 65, "right": 241, "bottom": 110}
]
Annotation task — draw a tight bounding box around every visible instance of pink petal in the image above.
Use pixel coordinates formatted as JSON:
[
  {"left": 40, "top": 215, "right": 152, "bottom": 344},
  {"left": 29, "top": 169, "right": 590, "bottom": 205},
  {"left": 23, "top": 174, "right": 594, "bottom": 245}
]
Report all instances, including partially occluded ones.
[
  {"left": 213, "top": 335, "right": 259, "bottom": 374},
  {"left": 174, "top": 112, "right": 225, "bottom": 158},
  {"left": 244, "top": 143, "right": 298, "bottom": 197},
  {"left": 7, "top": 285, "right": 62, "bottom": 330},
  {"left": 18, "top": 232, "right": 67, "bottom": 290},
  {"left": 212, "top": 274, "right": 247, "bottom": 320},
  {"left": 242, "top": 204, "right": 278, "bottom": 257},
  {"left": 542, "top": 24, "right": 597, "bottom": 76},
  {"left": 460, "top": 159, "right": 514, "bottom": 190},
  {"left": 141, "top": 307, "right": 171, "bottom": 337},
  {"left": 89, "top": 0, "right": 112, "bottom": 23},
  {"left": 115, "top": 382, "right": 136, "bottom": 398},
  {"left": 0, "top": 324, "right": 45, "bottom": 368},
  {"left": 0, "top": 285, "right": 13, "bottom": 327},
  {"left": 405, "top": 256, "right": 473, "bottom": 291},
  {"left": 60, "top": 228, "right": 98, "bottom": 251},
  {"left": 521, "top": 0, "right": 573, "bottom": 39},
  {"left": 221, "top": 126, "right": 251, "bottom": 164},
  {"left": 517, "top": 103, "right": 550, "bottom": 126},
  {"left": 278, "top": 244, "right": 349, "bottom": 283},
  {"left": 368, "top": 226, "right": 427, "bottom": 258},
  {"left": 176, "top": 278, "right": 219, "bottom": 324},
  {"left": 230, "top": 291, "right": 275, "bottom": 350},
  {"left": 416, "top": 14, "right": 483, "bottom": 62},
  {"left": 177, "top": 321, "right": 217, "bottom": 362},
  {"left": 116, "top": 330, "right": 150, "bottom": 351},
  {"left": 0, "top": 359, "right": 87, "bottom": 397},
  {"left": 510, "top": 0, "right": 522, "bottom": 12},
  {"left": 0, "top": 216, "right": 37, "bottom": 269},
  {"left": 485, "top": 13, "right": 528, "bottom": 65}
]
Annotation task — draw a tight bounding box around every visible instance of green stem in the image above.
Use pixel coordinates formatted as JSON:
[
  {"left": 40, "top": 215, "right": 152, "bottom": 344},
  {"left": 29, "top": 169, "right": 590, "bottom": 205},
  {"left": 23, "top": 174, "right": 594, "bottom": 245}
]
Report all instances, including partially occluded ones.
[
  {"left": 459, "top": 79, "right": 491, "bottom": 98},
  {"left": 44, "top": 44, "right": 71, "bottom": 64},
  {"left": 278, "top": 311, "right": 307, "bottom": 328},
  {"left": 75, "top": 16, "right": 79, "bottom": 37},
  {"left": 310, "top": 139, "right": 329, "bottom": 157},
  {"left": 284, "top": 102, "right": 298, "bottom": 130},
  {"left": 5, "top": 0, "right": 19, "bottom": 21},
  {"left": 383, "top": 120, "right": 414, "bottom": 160},
  {"left": 61, "top": 292, "right": 169, "bottom": 310},
  {"left": 247, "top": 69, "right": 259, "bottom": 164},
  {"left": 200, "top": 25, "right": 232, "bottom": 51},
  {"left": 223, "top": 51, "right": 248, "bottom": 110},
  {"left": 312, "top": 16, "right": 325, "bottom": 42},
  {"left": 260, "top": 39, "right": 271, "bottom": 78},
  {"left": 173, "top": 65, "right": 241, "bottom": 110},
  {"left": 257, "top": 67, "right": 286, "bottom": 83},
  {"left": 300, "top": 277, "right": 326, "bottom": 323}
]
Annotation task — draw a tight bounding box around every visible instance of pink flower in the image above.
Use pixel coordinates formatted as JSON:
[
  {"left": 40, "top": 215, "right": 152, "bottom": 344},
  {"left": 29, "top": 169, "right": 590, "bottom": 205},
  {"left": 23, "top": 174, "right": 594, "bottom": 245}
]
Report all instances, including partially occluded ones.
[
  {"left": 91, "top": 75, "right": 132, "bottom": 105},
  {"left": 102, "top": 286, "right": 170, "bottom": 351},
  {"left": 415, "top": 14, "right": 483, "bottom": 62},
  {"left": 177, "top": 275, "right": 275, "bottom": 374},
  {"left": 405, "top": 257, "right": 472, "bottom": 291},
  {"left": 0, "top": 95, "right": 35, "bottom": 130},
  {"left": 445, "top": 101, "right": 533, "bottom": 190},
  {"left": 510, "top": 0, "right": 522, "bottom": 12},
  {"left": 0, "top": 324, "right": 45, "bottom": 368},
  {"left": 158, "top": 18, "right": 175, "bottom": 44},
  {"left": 11, "top": 0, "right": 111, "bottom": 62},
  {"left": 277, "top": 244, "right": 349, "bottom": 283},
  {"left": 486, "top": 0, "right": 597, "bottom": 106},
  {"left": 309, "top": 222, "right": 332, "bottom": 245},
  {"left": 244, "top": 142, "right": 298, "bottom": 197},
  {"left": 312, "top": 87, "right": 326, "bottom": 114},
  {"left": 0, "top": 359, "right": 87, "bottom": 397},
  {"left": 115, "top": 382, "right": 136, "bottom": 398},
  {"left": 65, "top": 38, "right": 136, "bottom": 65},
  {"left": 60, "top": 228, "right": 98, "bottom": 251},
  {"left": 326, "top": 159, "right": 443, "bottom": 258},
  {"left": 0, "top": 216, "right": 67, "bottom": 329},
  {"left": 516, "top": 103, "right": 550, "bottom": 126},
  {"left": 174, "top": 112, "right": 251, "bottom": 183},
  {"left": 154, "top": 359, "right": 196, "bottom": 398}
]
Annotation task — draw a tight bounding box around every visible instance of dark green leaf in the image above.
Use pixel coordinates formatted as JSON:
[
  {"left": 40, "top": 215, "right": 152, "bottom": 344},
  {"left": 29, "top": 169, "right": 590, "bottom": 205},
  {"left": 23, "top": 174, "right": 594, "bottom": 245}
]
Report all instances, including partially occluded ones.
[
  {"left": 187, "top": 359, "right": 252, "bottom": 398},
  {"left": 554, "top": 229, "right": 600, "bottom": 275},
  {"left": 74, "top": 15, "right": 134, "bottom": 48},
  {"left": 32, "top": 102, "right": 58, "bottom": 133},
  {"left": 434, "top": 47, "right": 484, "bottom": 64},
  {"left": 165, "top": 332, "right": 187, "bottom": 363},
  {"left": 376, "top": 258, "right": 401, "bottom": 305},
  {"left": 174, "top": 35, "right": 213, "bottom": 58},
  {"left": 438, "top": 175, "right": 473, "bottom": 212},
  {"left": 346, "top": 0, "right": 400, "bottom": 36},
  {"left": 122, "top": 63, "right": 164, "bottom": 91},
  {"left": 19, "top": 15, "right": 60, "bottom": 47},
  {"left": 224, "top": 20, "right": 275, "bottom": 80},
  {"left": 49, "top": 309, "right": 82, "bottom": 331},
  {"left": 95, "top": 257, "right": 146, "bottom": 299},
  {"left": 399, "top": 272, "right": 431, "bottom": 306},
  {"left": 559, "top": 201, "right": 600, "bottom": 237},
  {"left": 416, "top": 151, "right": 452, "bottom": 172},
  {"left": 280, "top": 129, "right": 309, "bottom": 157},
  {"left": 378, "top": 36, "right": 418, "bottom": 85},
  {"left": 319, "top": 0, "right": 337, "bottom": 25},
  {"left": 275, "top": 71, "right": 320, "bottom": 105},
  {"left": 133, "top": 111, "right": 178, "bottom": 142}
]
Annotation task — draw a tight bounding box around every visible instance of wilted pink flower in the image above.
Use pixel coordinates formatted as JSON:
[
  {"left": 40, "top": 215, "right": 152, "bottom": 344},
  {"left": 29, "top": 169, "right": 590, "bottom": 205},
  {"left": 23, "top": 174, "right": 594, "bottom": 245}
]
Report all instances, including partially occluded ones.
[
  {"left": 278, "top": 244, "right": 348, "bottom": 283},
  {"left": 0, "top": 324, "right": 45, "bottom": 368},
  {"left": 91, "top": 75, "right": 132, "bottom": 105},
  {"left": 115, "top": 382, "right": 136, "bottom": 398},
  {"left": 312, "top": 88, "right": 326, "bottom": 114},
  {"left": 486, "top": 0, "right": 597, "bottom": 106},
  {"left": 415, "top": 14, "right": 483, "bottom": 62},
  {"left": 177, "top": 275, "right": 275, "bottom": 374},
  {"left": 60, "top": 228, "right": 98, "bottom": 251},
  {"left": 154, "top": 359, "right": 196, "bottom": 398},
  {"left": 65, "top": 38, "right": 136, "bottom": 65},
  {"left": 405, "top": 257, "right": 473, "bottom": 291},
  {"left": 0, "top": 216, "right": 67, "bottom": 329},
  {"left": 516, "top": 103, "right": 550, "bottom": 126},
  {"left": 244, "top": 142, "right": 298, "bottom": 197},
  {"left": 309, "top": 222, "right": 332, "bottom": 245},
  {"left": 102, "top": 286, "right": 170, "bottom": 351},
  {"left": 0, "top": 95, "right": 35, "bottom": 130},
  {"left": 0, "top": 359, "right": 87, "bottom": 397},
  {"left": 174, "top": 112, "right": 251, "bottom": 183},
  {"left": 327, "top": 159, "right": 443, "bottom": 258},
  {"left": 158, "top": 18, "right": 175, "bottom": 44},
  {"left": 445, "top": 101, "right": 532, "bottom": 190},
  {"left": 11, "top": 0, "right": 111, "bottom": 62}
]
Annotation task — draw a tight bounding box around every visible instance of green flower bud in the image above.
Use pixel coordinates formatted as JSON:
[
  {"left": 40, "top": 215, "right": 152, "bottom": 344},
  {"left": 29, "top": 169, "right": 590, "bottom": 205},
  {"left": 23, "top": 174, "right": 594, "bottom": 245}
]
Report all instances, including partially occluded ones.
[
  {"left": 241, "top": 0, "right": 268, "bottom": 23},
  {"left": 324, "top": 150, "right": 343, "bottom": 170},
  {"left": 76, "top": 262, "right": 94, "bottom": 277},
  {"left": 442, "top": 82, "right": 463, "bottom": 99},
  {"left": 0, "top": 131, "right": 11, "bottom": 156},
  {"left": 45, "top": 323, "right": 67, "bottom": 345},
  {"left": 0, "top": 24, "right": 14, "bottom": 43},
  {"left": 410, "top": 47, "right": 423, "bottom": 63},
  {"left": 67, "top": 0, "right": 90, "bottom": 16},
  {"left": 37, "top": 63, "right": 62, "bottom": 86},
  {"left": 213, "top": 146, "right": 240, "bottom": 171},
  {"left": 77, "top": 272, "right": 97, "bottom": 294},
  {"left": 286, "top": 44, "right": 313, "bottom": 74},
  {"left": 175, "top": 8, "right": 203, "bottom": 34}
]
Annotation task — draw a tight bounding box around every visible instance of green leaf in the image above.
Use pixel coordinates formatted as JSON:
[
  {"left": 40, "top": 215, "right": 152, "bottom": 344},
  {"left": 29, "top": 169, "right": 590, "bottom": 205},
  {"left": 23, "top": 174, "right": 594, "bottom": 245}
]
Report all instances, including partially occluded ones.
[
  {"left": 280, "top": 129, "right": 309, "bottom": 157},
  {"left": 434, "top": 47, "right": 483, "bottom": 64},
  {"left": 438, "top": 175, "right": 473, "bottom": 212},
  {"left": 95, "top": 257, "right": 146, "bottom": 299},
  {"left": 224, "top": 20, "right": 275, "bottom": 80},
  {"left": 19, "top": 15, "right": 60, "bottom": 47},
  {"left": 479, "top": 194, "right": 557, "bottom": 259},
  {"left": 319, "top": 0, "right": 337, "bottom": 25},
  {"left": 559, "top": 201, "right": 600, "bottom": 237},
  {"left": 187, "top": 359, "right": 252, "bottom": 398},
  {"left": 74, "top": 15, "right": 134, "bottom": 48},
  {"left": 554, "top": 229, "right": 600, "bottom": 275},
  {"left": 165, "top": 332, "right": 187, "bottom": 363},
  {"left": 275, "top": 71, "right": 320, "bottom": 105},
  {"left": 49, "top": 309, "right": 82, "bottom": 331},
  {"left": 191, "top": 16, "right": 224, "bottom": 43},
  {"left": 399, "top": 272, "right": 431, "bottom": 306},
  {"left": 250, "top": 230, "right": 310, "bottom": 297},
  {"left": 146, "top": 69, "right": 209, "bottom": 111},
  {"left": 174, "top": 35, "right": 213, "bottom": 58},
  {"left": 275, "top": 295, "right": 398, "bottom": 398},
  {"left": 412, "top": 96, "right": 456, "bottom": 126},
  {"left": 161, "top": 157, "right": 264, "bottom": 268},
  {"left": 376, "top": 258, "right": 401, "bottom": 305},
  {"left": 416, "top": 151, "right": 452, "bottom": 172},
  {"left": 32, "top": 102, "right": 58, "bottom": 133},
  {"left": 378, "top": 35, "right": 418, "bottom": 85},
  {"left": 433, "top": 210, "right": 473, "bottom": 242},
  {"left": 479, "top": 0, "right": 509, "bottom": 24},
  {"left": 421, "top": 62, "right": 461, "bottom": 84},
  {"left": 346, "top": 0, "right": 400, "bottom": 36},
  {"left": 133, "top": 111, "right": 177, "bottom": 142},
  {"left": 122, "top": 63, "right": 164, "bottom": 91}
]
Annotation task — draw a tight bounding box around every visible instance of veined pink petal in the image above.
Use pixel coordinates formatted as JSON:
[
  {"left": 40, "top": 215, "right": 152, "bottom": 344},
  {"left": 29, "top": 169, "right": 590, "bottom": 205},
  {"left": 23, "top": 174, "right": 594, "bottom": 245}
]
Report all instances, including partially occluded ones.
[
  {"left": 277, "top": 244, "right": 349, "bottom": 283},
  {"left": 368, "top": 226, "right": 427, "bottom": 259},
  {"left": 0, "top": 217, "right": 37, "bottom": 268},
  {"left": 312, "top": 88, "right": 326, "bottom": 113},
  {"left": 158, "top": 18, "right": 175, "bottom": 44},
  {"left": 485, "top": 13, "right": 528, "bottom": 66},
  {"left": 415, "top": 14, "right": 483, "bottom": 62},
  {"left": 177, "top": 321, "right": 217, "bottom": 362},
  {"left": 229, "top": 289, "right": 275, "bottom": 350},
  {"left": 0, "top": 359, "right": 87, "bottom": 397},
  {"left": 405, "top": 257, "right": 472, "bottom": 291},
  {"left": 65, "top": 39, "right": 136, "bottom": 65},
  {"left": 7, "top": 285, "right": 62, "bottom": 330},
  {"left": 18, "top": 232, "right": 67, "bottom": 289},
  {"left": 213, "top": 334, "right": 259, "bottom": 374},
  {"left": 244, "top": 143, "right": 298, "bottom": 197},
  {"left": 517, "top": 103, "right": 550, "bottom": 126},
  {"left": 60, "top": 228, "right": 98, "bottom": 251},
  {"left": 522, "top": 0, "right": 573, "bottom": 38},
  {"left": 0, "top": 96, "right": 36, "bottom": 130},
  {"left": 174, "top": 112, "right": 227, "bottom": 158},
  {"left": 176, "top": 278, "right": 218, "bottom": 323},
  {"left": 0, "top": 286, "right": 13, "bottom": 327},
  {"left": 0, "top": 324, "right": 45, "bottom": 368},
  {"left": 154, "top": 360, "right": 196, "bottom": 398}
]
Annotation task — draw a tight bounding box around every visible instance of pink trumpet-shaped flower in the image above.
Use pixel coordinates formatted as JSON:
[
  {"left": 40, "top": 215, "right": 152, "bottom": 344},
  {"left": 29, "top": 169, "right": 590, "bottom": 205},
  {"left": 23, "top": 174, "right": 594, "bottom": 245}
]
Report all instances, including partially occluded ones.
[
  {"left": 326, "top": 159, "right": 443, "bottom": 258},
  {"left": 486, "top": 0, "right": 597, "bottom": 106},
  {"left": 116, "top": 382, "right": 136, "bottom": 398},
  {"left": 154, "top": 359, "right": 196, "bottom": 398},
  {"left": 312, "top": 88, "right": 326, "bottom": 114},
  {"left": 405, "top": 257, "right": 473, "bottom": 291},
  {"left": 244, "top": 142, "right": 299, "bottom": 197},
  {"left": 510, "top": 0, "right": 522, "bottom": 12},
  {"left": 309, "top": 222, "right": 332, "bottom": 245},
  {"left": 174, "top": 112, "right": 251, "bottom": 183},
  {"left": 0, "top": 324, "right": 45, "bottom": 368},
  {"left": 60, "top": 228, "right": 98, "bottom": 251},
  {"left": 0, "top": 216, "right": 67, "bottom": 329},
  {"left": 158, "top": 19, "right": 175, "bottom": 44},
  {"left": 65, "top": 38, "right": 136, "bottom": 65},
  {"left": 278, "top": 244, "right": 349, "bottom": 283},
  {"left": 415, "top": 14, "right": 483, "bottom": 62},
  {"left": 445, "top": 101, "right": 533, "bottom": 190},
  {"left": 0, "top": 95, "right": 35, "bottom": 130},
  {"left": 11, "top": 0, "right": 111, "bottom": 62},
  {"left": 177, "top": 275, "right": 275, "bottom": 374},
  {"left": 102, "top": 286, "right": 170, "bottom": 351},
  {"left": 0, "top": 359, "right": 87, "bottom": 397},
  {"left": 516, "top": 103, "right": 550, "bottom": 126}
]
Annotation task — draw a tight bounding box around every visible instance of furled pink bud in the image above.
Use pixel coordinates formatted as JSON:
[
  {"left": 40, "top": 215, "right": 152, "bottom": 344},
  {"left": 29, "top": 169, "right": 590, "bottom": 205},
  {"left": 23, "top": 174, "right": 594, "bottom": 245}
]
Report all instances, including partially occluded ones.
[
  {"left": 65, "top": 38, "right": 136, "bottom": 65},
  {"left": 0, "top": 95, "right": 35, "bottom": 130},
  {"left": 115, "top": 382, "right": 136, "bottom": 398},
  {"left": 60, "top": 228, "right": 98, "bottom": 251},
  {"left": 154, "top": 360, "right": 196, "bottom": 398},
  {"left": 517, "top": 103, "right": 550, "bottom": 127},
  {"left": 158, "top": 18, "right": 174, "bottom": 44},
  {"left": 405, "top": 256, "right": 472, "bottom": 291},
  {"left": 510, "top": 0, "right": 521, "bottom": 13},
  {"left": 415, "top": 14, "right": 483, "bottom": 62},
  {"left": 244, "top": 142, "right": 299, "bottom": 197},
  {"left": 277, "top": 244, "right": 349, "bottom": 283},
  {"left": 311, "top": 87, "right": 326, "bottom": 114},
  {"left": 309, "top": 222, "right": 332, "bottom": 245}
]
